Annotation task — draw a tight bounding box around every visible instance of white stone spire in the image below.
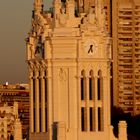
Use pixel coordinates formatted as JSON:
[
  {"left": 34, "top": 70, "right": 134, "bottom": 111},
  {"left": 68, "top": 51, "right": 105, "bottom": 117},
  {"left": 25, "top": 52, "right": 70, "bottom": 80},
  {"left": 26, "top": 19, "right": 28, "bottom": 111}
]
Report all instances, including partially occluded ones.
[{"left": 34, "top": 0, "right": 43, "bottom": 13}]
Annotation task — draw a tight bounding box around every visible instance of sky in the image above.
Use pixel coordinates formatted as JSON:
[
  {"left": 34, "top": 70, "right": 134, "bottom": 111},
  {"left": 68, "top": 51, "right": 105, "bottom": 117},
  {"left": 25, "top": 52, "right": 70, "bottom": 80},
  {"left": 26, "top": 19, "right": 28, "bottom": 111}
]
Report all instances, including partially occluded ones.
[{"left": 0, "top": 0, "right": 52, "bottom": 84}]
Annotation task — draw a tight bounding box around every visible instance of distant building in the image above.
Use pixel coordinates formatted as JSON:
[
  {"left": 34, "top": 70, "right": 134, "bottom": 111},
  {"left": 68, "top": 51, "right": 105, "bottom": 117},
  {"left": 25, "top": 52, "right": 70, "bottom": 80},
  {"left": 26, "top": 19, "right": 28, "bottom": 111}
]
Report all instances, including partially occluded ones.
[
  {"left": 0, "top": 84, "right": 29, "bottom": 138},
  {"left": 112, "top": 0, "right": 140, "bottom": 115},
  {"left": 26, "top": 0, "right": 127, "bottom": 140},
  {"left": 0, "top": 102, "right": 22, "bottom": 140}
]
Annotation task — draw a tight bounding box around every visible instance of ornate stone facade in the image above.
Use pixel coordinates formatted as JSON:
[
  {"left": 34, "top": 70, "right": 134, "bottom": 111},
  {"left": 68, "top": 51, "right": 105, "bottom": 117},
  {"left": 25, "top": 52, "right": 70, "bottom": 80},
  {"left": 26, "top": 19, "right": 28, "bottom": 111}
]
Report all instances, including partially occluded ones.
[
  {"left": 26, "top": 0, "right": 127, "bottom": 140},
  {"left": 0, "top": 102, "right": 22, "bottom": 140}
]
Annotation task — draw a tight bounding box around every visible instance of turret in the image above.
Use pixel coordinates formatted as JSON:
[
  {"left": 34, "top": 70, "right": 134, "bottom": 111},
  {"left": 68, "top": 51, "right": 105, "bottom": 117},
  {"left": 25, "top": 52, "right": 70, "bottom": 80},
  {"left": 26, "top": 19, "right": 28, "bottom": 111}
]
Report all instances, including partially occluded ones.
[
  {"left": 95, "top": 0, "right": 103, "bottom": 25},
  {"left": 34, "top": 0, "right": 43, "bottom": 13},
  {"left": 66, "top": 0, "right": 75, "bottom": 18},
  {"left": 53, "top": 0, "right": 61, "bottom": 18},
  {"left": 95, "top": 0, "right": 107, "bottom": 31}
]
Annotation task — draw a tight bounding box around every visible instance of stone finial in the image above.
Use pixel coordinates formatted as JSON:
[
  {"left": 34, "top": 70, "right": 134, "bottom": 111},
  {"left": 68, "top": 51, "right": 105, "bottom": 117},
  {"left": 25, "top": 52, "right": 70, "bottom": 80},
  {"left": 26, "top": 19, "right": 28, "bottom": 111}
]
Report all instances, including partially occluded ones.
[
  {"left": 34, "top": 0, "right": 43, "bottom": 13},
  {"left": 95, "top": 0, "right": 103, "bottom": 27},
  {"left": 14, "top": 117, "right": 22, "bottom": 140},
  {"left": 66, "top": 0, "right": 75, "bottom": 18},
  {"left": 118, "top": 121, "right": 127, "bottom": 140}
]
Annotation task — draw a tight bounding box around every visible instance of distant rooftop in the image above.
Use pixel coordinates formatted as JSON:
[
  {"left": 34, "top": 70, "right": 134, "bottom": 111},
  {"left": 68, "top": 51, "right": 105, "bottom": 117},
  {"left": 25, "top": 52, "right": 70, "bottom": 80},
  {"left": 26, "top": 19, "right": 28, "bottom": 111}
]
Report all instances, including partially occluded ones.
[{"left": 0, "top": 83, "right": 29, "bottom": 90}]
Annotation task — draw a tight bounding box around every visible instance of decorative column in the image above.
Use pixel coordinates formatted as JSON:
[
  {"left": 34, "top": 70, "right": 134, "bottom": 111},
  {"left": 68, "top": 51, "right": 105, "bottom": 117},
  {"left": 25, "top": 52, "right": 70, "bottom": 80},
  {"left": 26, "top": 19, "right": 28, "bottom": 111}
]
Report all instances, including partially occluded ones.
[
  {"left": 29, "top": 68, "right": 34, "bottom": 132},
  {"left": 41, "top": 69, "right": 46, "bottom": 132},
  {"left": 35, "top": 70, "right": 40, "bottom": 132},
  {"left": 92, "top": 77, "right": 96, "bottom": 131},
  {"left": 101, "top": 76, "right": 104, "bottom": 131},
  {"left": 86, "top": 75, "right": 89, "bottom": 131},
  {"left": 94, "top": 76, "right": 98, "bottom": 131}
]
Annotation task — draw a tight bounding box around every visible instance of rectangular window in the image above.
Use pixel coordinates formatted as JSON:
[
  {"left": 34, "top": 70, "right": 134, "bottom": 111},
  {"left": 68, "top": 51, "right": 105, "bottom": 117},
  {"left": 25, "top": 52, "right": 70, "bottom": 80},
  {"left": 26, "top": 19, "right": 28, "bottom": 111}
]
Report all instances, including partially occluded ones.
[
  {"left": 98, "top": 78, "right": 101, "bottom": 100},
  {"left": 39, "top": 107, "right": 41, "bottom": 132},
  {"left": 98, "top": 108, "right": 101, "bottom": 131},
  {"left": 45, "top": 108, "right": 47, "bottom": 132},
  {"left": 34, "top": 107, "right": 36, "bottom": 132},
  {"left": 90, "top": 107, "right": 93, "bottom": 131},
  {"left": 81, "top": 107, "right": 85, "bottom": 131},
  {"left": 81, "top": 107, "right": 87, "bottom": 131}
]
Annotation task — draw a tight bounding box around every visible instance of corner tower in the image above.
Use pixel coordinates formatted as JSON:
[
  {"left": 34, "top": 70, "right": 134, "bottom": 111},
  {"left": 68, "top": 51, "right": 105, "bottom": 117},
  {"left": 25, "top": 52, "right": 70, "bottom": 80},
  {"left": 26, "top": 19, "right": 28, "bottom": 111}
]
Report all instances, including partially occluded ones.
[{"left": 26, "top": 0, "right": 127, "bottom": 140}]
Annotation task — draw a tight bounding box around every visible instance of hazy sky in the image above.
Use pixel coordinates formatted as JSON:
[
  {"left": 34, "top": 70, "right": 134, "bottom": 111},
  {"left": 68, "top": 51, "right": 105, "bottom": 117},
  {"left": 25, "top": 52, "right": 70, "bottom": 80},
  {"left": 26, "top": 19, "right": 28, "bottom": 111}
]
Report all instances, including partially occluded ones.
[{"left": 0, "top": 0, "right": 52, "bottom": 84}]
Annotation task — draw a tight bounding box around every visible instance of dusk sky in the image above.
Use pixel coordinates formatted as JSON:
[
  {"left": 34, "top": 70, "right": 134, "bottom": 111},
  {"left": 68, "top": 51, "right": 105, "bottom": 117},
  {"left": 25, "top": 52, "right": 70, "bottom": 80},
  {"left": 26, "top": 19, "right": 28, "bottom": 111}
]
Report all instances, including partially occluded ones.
[{"left": 0, "top": 0, "right": 52, "bottom": 84}]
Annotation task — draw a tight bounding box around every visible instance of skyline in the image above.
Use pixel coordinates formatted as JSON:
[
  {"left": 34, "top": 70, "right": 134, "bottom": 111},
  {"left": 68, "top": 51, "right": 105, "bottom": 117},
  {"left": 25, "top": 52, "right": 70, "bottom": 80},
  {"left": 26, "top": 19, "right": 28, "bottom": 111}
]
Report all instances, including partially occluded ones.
[{"left": 0, "top": 0, "right": 52, "bottom": 84}]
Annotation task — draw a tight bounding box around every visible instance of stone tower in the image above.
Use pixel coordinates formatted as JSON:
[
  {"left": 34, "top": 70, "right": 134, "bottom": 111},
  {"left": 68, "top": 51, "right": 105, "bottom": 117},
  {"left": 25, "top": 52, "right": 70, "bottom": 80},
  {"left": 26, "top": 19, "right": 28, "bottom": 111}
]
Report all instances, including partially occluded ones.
[{"left": 26, "top": 0, "right": 127, "bottom": 140}]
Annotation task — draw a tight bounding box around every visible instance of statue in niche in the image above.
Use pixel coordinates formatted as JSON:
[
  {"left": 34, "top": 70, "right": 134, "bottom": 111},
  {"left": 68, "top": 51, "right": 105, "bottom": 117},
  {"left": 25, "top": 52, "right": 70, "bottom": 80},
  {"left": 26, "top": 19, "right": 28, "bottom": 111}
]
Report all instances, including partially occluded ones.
[
  {"left": 59, "top": 68, "right": 67, "bottom": 82},
  {"left": 80, "top": 15, "right": 88, "bottom": 31},
  {"left": 87, "top": 7, "right": 96, "bottom": 25},
  {"left": 59, "top": 8, "right": 67, "bottom": 26},
  {"left": 34, "top": 41, "right": 44, "bottom": 59},
  {"left": 29, "top": 44, "right": 34, "bottom": 59}
]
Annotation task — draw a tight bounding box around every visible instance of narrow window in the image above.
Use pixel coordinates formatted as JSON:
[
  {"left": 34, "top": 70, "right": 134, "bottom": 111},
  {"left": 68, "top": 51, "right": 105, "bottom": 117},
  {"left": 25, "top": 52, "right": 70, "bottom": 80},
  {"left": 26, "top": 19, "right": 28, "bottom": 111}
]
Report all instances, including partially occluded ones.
[
  {"left": 81, "top": 78, "right": 84, "bottom": 100},
  {"left": 39, "top": 107, "right": 41, "bottom": 132},
  {"left": 97, "top": 77, "right": 101, "bottom": 100},
  {"left": 97, "top": 70, "right": 102, "bottom": 100},
  {"left": 90, "top": 107, "right": 93, "bottom": 131},
  {"left": 98, "top": 107, "right": 101, "bottom": 131},
  {"left": 45, "top": 108, "right": 48, "bottom": 132},
  {"left": 89, "top": 77, "right": 92, "bottom": 100},
  {"left": 81, "top": 107, "right": 87, "bottom": 131},
  {"left": 81, "top": 107, "right": 85, "bottom": 131},
  {"left": 33, "top": 107, "right": 36, "bottom": 132}
]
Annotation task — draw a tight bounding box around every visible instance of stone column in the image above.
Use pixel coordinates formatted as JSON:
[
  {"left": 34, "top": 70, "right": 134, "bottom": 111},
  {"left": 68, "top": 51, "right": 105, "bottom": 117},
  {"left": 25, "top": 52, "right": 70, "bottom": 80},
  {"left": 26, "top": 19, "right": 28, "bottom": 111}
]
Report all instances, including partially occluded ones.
[
  {"left": 35, "top": 70, "right": 40, "bottom": 132},
  {"left": 48, "top": 67, "right": 53, "bottom": 140},
  {"left": 118, "top": 121, "right": 127, "bottom": 140},
  {"left": 94, "top": 76, "right": 98, "bottom": 131},
  {"left": 101, "top": 77, "right": 104, "bottom": 131},
  {"left": 30, "top": 71, "right": 34, "bottom": 132},
  {"left": 93, "top": 77, "right": 96, "bottom": 131},
  {"left": 78, "top": 75, "right": 81, "bottom": 130},
  {"left": 86, "top": 76, "right": 89, "bottom": 131},
  {"left": 41, "top": 70, "right": 46, "bottom": 132}
]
